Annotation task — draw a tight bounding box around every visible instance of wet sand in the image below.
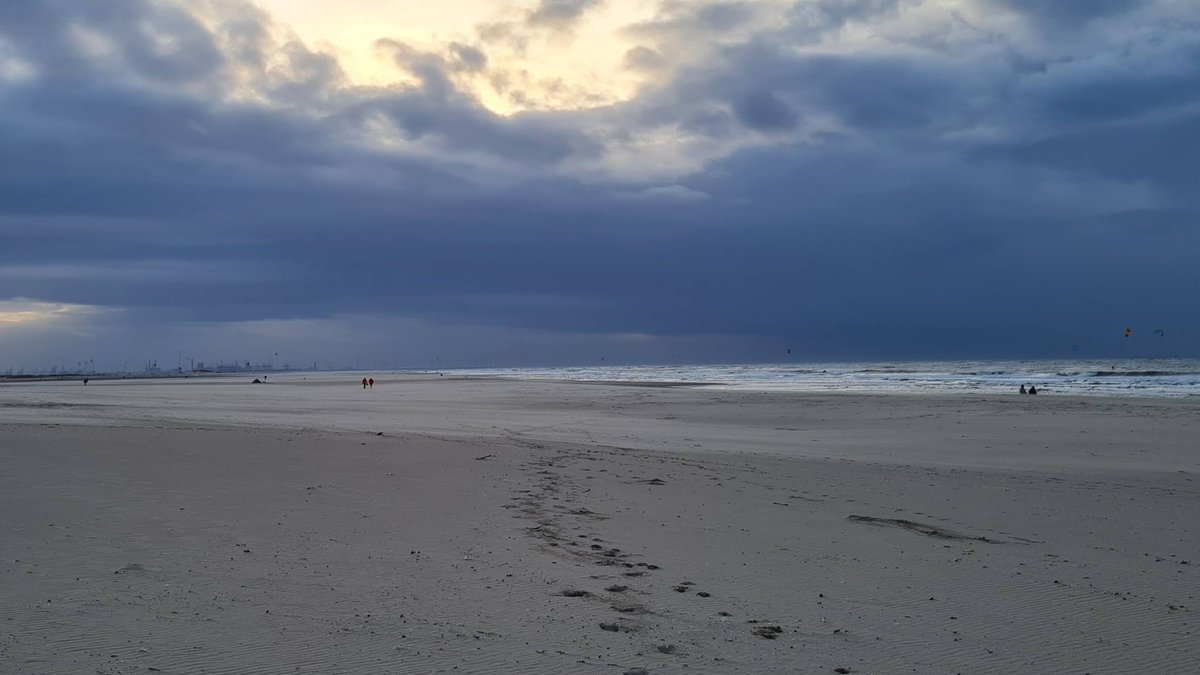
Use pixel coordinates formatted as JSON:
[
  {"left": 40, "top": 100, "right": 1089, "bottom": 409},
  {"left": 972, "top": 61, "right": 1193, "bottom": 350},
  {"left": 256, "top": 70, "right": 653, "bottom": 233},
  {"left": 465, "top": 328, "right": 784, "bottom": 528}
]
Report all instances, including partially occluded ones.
[{"left": 1, "top": 376, "right": 1197, "bottom": 673}]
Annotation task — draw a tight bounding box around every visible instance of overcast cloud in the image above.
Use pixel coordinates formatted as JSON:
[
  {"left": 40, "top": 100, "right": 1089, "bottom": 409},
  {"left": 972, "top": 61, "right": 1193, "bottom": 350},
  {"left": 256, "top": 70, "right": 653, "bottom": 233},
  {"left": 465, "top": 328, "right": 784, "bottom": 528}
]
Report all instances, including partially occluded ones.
[{"left": 1, "top": 0, "right": 1197, "bottom": 371}]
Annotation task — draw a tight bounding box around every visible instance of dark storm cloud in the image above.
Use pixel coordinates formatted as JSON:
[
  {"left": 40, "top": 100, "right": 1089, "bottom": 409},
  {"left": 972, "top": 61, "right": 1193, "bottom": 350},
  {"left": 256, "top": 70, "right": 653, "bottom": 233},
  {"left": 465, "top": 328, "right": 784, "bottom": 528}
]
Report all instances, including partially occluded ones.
[
  {"left": 984, "top": 0, "right": 1143, "bottom": 25},
  {"left": 527, "top": 0, "right": 605, "bottom": 30},
  {"left": 731, "top": 90, "right": 799, "bottom": 131},
  {"left": 788, "top": 0, "right": 907, "bottom": 35},
  {"left": 448, "top": 43, "right": 488, "bottom": 72},
  {"left": 1, "top": 0, "right": 1198, "bottom": 367},
  {"left": 0, "top": 0, "right": 224, "bottom": 85},
  {"left": 622, "top": 46, "right": 667, "bottom": 72},
  {"left": 367, "top": 40, "right": 600, "bottom": 162},
  {"left": 624, "top": 1, "right": 761, "bottom": 42}
]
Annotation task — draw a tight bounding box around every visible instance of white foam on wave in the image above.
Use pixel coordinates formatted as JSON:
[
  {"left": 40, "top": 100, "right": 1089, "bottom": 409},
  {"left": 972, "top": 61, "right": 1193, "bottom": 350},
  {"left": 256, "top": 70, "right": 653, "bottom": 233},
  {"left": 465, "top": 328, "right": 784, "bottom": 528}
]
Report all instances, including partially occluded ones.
[{"left": 456, "top": 358, "right": 1200, "bottom": 399}]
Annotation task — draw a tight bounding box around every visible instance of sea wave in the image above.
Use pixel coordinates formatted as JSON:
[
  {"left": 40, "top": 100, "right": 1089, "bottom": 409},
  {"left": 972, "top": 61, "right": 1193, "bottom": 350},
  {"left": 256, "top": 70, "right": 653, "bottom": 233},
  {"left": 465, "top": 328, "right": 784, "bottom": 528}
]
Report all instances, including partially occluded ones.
[
  {"left": 457, "top": 359, "right": 1200, "bottom": 399},
  {"left": 1089, "top": 370, "right": 1198, "bottom": 377}
]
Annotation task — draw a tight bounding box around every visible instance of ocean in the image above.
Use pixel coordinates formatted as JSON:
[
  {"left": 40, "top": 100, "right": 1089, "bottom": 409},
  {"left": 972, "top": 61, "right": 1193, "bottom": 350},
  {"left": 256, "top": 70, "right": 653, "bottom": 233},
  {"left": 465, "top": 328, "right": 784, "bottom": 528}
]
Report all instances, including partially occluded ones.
[{"left": 455, "top": 358, "right": 1200, "bottom": 399}]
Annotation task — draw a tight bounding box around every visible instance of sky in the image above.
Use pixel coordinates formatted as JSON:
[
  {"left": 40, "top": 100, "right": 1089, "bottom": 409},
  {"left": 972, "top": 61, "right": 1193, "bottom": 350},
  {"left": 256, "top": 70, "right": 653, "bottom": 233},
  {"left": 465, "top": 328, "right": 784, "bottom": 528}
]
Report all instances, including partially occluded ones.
[{"left": 1, "top": 0, "right": 1198, "bottom": 372}]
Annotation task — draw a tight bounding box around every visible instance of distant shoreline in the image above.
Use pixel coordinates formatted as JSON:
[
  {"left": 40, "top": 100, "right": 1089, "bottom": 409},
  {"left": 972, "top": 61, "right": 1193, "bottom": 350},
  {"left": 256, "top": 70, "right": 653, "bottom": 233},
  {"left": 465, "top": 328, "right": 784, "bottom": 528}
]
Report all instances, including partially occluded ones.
[
  {"left": 0, "top": 372, "right": 221, "bottom": 384},
  {"left": 5, "top": 358, "right": 1200, "bottom": 399}
]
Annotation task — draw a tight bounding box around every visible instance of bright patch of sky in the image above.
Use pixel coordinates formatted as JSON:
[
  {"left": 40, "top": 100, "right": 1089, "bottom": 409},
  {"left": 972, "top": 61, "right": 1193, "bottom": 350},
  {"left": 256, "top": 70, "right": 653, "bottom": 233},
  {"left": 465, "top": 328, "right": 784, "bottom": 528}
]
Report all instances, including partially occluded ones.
[
  {"left": 0, "top": 300, "right": 106, "bottom": 326},
  {"left": 253, "top": 0, "right": 663, "bottom": 113}
]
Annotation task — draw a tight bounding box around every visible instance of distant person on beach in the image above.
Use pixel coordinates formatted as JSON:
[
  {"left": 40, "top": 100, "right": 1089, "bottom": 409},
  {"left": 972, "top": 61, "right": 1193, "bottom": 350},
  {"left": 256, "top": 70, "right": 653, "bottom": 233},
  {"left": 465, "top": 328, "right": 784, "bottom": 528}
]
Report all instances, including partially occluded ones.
[
  {"left": 361, "top": 377, "right": 368, "bottom": 389},
  {"left": 83, "top": 378, "right": 89, "bottom": 386},
  {"left": 1028, "top": 386, "right": 1038, "bottom": 395},
  {"left": 368, "top": 377, "right": 374, "bottom": 388},
  {"left": 1019, "top": 384, "right": 1026, "bottom": 394}
]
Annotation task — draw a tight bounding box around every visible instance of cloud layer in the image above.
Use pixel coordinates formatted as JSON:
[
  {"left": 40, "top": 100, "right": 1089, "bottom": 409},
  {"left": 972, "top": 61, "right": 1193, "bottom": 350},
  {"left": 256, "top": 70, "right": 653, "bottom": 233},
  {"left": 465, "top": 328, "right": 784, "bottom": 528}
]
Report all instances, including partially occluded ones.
[{"left": 1, "top": 0, "right": 1197, "bottom": 370}]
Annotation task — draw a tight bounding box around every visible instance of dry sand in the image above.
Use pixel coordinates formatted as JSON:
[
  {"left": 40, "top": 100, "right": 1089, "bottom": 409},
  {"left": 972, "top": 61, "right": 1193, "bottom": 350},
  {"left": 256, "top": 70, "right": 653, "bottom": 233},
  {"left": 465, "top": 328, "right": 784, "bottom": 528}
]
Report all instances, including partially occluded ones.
[{"left": 1, "top": 375, "right": 1198, "bottom": 673}]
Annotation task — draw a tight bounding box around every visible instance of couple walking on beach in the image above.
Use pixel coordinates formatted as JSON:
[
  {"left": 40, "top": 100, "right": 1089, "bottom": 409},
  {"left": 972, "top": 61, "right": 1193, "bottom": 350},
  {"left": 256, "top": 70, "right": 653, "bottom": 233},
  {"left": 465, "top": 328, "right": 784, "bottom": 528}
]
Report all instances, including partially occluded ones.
[{"left": 361, "top": 377, "right": 374, "bottom": 389}]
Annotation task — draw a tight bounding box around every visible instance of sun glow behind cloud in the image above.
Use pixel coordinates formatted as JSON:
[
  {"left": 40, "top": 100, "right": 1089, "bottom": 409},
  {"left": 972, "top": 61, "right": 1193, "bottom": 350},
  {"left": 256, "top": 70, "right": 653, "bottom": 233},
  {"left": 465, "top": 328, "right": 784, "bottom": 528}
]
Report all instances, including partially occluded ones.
[
  {"left": 251, "top": 0, "right": 661, "bottom": 114},
  {"left": 0, "top": 300, "right": 107, "bottom": 326}
]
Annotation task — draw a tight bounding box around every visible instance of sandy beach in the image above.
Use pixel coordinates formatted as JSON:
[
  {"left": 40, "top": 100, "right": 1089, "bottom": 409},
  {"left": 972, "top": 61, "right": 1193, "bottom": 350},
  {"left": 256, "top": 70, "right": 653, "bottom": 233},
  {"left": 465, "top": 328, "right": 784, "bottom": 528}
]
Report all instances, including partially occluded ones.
[{"left": 2, "top": 376, "right": 1198, "bottom": 673}]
